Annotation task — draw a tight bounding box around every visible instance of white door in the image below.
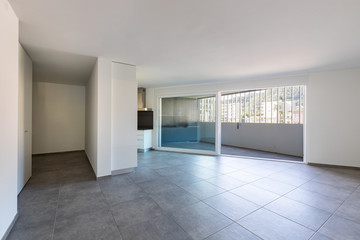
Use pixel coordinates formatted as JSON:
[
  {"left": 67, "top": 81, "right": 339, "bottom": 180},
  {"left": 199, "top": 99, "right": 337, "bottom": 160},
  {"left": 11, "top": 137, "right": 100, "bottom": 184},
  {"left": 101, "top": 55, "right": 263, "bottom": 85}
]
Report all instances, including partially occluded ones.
[{"left": 18, "top": 45, "right": 32, "bottom": 194}]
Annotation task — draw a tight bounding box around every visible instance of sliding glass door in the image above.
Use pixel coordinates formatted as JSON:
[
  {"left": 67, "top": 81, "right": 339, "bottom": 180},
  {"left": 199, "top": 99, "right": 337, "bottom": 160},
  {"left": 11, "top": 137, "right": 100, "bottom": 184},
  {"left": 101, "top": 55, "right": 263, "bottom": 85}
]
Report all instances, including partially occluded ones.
[{"left": 159, "top": 95, "right": 216, "bottom": 152}]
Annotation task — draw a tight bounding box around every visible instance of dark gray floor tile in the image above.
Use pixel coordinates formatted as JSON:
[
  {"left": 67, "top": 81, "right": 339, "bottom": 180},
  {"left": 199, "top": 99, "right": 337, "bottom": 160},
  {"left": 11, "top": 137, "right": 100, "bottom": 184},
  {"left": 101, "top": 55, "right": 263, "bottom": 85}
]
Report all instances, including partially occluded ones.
[
  {"left": 60, "top": 167, "right": 96, "bottom": 184},
  {"left": 205, "top": 223, "right": 261, "bottom": 240},
  {"left": 242, "top": 165, "right": 280, "bottom": 177},
  {"left": 128, "top": 168, "right": 163, "bottom": 183},
  {"left": 187, "top": 167, "right": 221, "bottom": 180},
  {"left": 137, "top": 177, "right": 178, "bottom": 194},
  {"left": 121, "top": 214, "right": 192, "bottom": 240},
  {"left": 285, "top": 188, "right": 343, "bottom": 212},
  {"left": 279, "top": 168, "right": 319, "bottom": 180},
  {"left": 251, "top": 177, "right": 297, "bottom": 195},
  {"left": 59, "top": 180, "right": 101, "bottom": 199},
  {"left": 203, "top": 192, "right": 260, "bottom": 221},
  {"left": 265, "top": 197, "right": 332, "bottom": 230},
  {"left": 261, "top": 161, "right": 294, "bottom": 171},
  {"left": 56, "top": 192, "right": 108, "bottom": 219},
  {"left": 165, "top": 157, "right": 189, "bottom": 166},
  {"left": 268, "top": 171, "right": 311, "bottom": 187},
  {"left": 231, "top": 184, "right": 279, "bottom": 206},
  {"left": 141, "top": 161, "right": 172, "bottom": 170},
  {"left": 26, "top": 171, "right": 62, "bottom": 187},
  {"left": 193, "top": 159, "right": 219, "bottom": 168},
  {"left": 101, "top": 183, "right": 147, "bottom": 206},
  {"left": 111, "top": 196, "right": 163, "bottom": 230},
  {"left": 203, "top": 164, "right": 238, "bottom": 174},
  {"left": 166, "top": 172, "right": 203, "bottom": 187},
  {"left": 149, "top": 186, "right": 199, "bottom": 213},
  {"left": 53, "top": 209, "right": 122, "bottom": 240},
  {"left": 18, "top": 186, "right": 59, "bottom": 208},
  {"left": 335, "top": 191, "right": 360, "bottom": 224},
  {"left": 182, "top": 181, "right": 226, "bottom": 200},
  {"left": 318, "top": 215, "right": 360, "bottom": 240},
  {"left": 300, "top": 181, "right": 355, "bottom": 200},
  {"left": 226, "top": 170, "right": 262, "bottom": 183},
  {"left": 155, "top": 166, "right": 186, "bottom": 177},
  {"left": 311, "top": 233, "right": 333, "bottom": 240},
  {"left": 238, "top": 208, "right": 314, "bottom": 240},
  {"left": 99, "top": 174, "right": 133, "bottom": 189},
  {"left": 312, "top": 173, "right": 360, "bottom": 189},
  {"left": 7, "top": 223, "right": 53, "bottom": 240},
  {"left": 205, "top": 175, "right": 246, "bottom": 190},
  {"left": 219, "top": 158, "right": 254, "bottom": 170},
  {"left": 171, "top": 202, "right": 233, "bottom": 240},
  {"left": 13, "top": 201, "right": 57, "bottom": 230}
]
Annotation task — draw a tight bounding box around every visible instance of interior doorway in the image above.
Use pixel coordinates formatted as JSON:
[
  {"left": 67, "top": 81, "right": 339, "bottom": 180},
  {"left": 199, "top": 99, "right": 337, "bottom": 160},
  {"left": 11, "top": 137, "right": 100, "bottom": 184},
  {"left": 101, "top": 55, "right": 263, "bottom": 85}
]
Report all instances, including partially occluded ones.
[{"left": 220, "top": 85, "right": 305, "bottom": 162}]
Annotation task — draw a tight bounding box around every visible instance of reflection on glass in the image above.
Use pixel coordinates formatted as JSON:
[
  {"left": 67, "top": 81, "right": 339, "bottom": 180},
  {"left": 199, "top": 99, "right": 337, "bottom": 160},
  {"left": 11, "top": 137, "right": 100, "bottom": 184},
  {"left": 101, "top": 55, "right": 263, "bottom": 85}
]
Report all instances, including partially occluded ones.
[{"left": 160, "top": 95, "right": 216, "bottom": 152}]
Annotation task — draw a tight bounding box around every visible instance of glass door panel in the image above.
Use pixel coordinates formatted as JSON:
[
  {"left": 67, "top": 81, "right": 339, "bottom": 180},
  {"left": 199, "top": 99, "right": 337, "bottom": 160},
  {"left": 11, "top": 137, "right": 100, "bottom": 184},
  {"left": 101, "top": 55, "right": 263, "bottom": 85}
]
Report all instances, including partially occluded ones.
[{"left": 159, "top": 95, "right": 216, "bottom": 152}]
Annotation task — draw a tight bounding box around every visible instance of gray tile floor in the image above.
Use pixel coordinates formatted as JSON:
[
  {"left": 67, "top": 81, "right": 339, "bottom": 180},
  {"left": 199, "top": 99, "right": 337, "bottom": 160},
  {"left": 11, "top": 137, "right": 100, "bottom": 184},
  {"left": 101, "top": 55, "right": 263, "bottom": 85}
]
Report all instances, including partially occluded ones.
[{"left": 8, "top": 150, "right": 360, "bottom": 240}]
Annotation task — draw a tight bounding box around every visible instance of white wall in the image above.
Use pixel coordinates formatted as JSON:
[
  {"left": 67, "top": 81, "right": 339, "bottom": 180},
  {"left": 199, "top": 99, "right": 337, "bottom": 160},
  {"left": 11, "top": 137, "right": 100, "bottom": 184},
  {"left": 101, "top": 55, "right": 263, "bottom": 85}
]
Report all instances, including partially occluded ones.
[
  {"left": 32, "top": 82, "right": 85, "bottom": 154},
  {"left": 307, "top": 68, "right": 360, "bottom": 167},
  {"left": 145, "top": 88, "right": 155, "bottom": 109},
  {"left": 96, "top": 58, "right": 112, "bottom": 177},
  {"left": 222, "top": 123, "right": 303, "bottom": 156},
  {"left": 18, "top": 44, "right": 32, "bottom": 194},
  {"left": 0, "top": 0, "right": 19, "bottom": 238},
  {"left": 111, "top": 62, "right": 137, "bottom": 172},
  {"left": 85, "top": 61, "right": 98, "bottom": 175}
]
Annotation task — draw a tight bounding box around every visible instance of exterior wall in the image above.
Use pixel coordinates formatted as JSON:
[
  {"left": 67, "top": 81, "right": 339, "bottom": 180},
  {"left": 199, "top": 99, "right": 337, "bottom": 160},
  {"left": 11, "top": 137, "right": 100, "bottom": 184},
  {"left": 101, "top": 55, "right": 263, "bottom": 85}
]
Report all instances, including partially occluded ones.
[{"left": 222, "top": 123, "right": 303, "bottom": 156}]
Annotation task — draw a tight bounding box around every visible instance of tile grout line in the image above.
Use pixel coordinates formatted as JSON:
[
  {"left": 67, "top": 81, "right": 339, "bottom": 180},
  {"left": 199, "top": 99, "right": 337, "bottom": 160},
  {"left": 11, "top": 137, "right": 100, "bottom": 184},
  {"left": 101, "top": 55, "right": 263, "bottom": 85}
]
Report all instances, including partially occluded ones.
[
  {"left": 308, "top": 181, "right": 360, "bottom": 239},
  {"left": 50, "top": 182, "right": 62, "bottom": 240},
  {"left": 130, "top": 170, "right": 198, "bottom": 240},
  {"left": 98, "top": 177, "right": 126, "bottom": 240}
]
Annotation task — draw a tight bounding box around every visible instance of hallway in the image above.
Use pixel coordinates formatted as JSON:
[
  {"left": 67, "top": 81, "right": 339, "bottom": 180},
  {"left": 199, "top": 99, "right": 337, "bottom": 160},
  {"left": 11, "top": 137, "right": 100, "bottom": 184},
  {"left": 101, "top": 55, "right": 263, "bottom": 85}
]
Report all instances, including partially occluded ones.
[{"left": 9, "top": 151, "right": 360, "bottom": 240}]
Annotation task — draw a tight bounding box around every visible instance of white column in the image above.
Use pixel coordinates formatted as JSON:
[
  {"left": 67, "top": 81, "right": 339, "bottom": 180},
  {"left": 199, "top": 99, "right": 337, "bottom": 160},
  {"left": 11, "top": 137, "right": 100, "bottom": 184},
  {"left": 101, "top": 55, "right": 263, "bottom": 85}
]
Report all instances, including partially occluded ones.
[{"left": 111, "top": 62, "right": 138, "bottom": 173}]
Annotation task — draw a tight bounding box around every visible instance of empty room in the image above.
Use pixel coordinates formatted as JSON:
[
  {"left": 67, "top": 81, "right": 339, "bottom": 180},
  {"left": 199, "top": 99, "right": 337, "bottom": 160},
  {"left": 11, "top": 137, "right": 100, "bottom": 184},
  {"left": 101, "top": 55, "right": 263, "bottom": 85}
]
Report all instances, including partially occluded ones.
[{"left": 1, "top": 1, "right": 360, "bottom": 240}]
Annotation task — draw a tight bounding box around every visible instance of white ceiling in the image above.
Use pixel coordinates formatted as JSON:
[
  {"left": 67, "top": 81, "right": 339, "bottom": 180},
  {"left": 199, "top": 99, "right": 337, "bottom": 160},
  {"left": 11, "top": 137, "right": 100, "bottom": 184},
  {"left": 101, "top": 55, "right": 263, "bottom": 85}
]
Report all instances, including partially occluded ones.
[{"left": 9, "top": 0, "right": 360, "bottom": 87}]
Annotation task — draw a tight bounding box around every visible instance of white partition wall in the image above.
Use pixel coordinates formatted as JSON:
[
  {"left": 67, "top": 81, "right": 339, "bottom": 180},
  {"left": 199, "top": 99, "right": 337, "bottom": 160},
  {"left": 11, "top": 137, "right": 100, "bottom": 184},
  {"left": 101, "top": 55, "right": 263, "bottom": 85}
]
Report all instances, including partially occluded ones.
[
  {"left": 85, "top": 59, "right": 138, "bottom": 177},
  {"left": 111, "top": 62, "right": 138, "bottom": 173},
  {"left": 18, "top": 44, "right": 32, "bottom": 194},
  {"left": 0, "top": 0, "right": 19, "bottom": 238}
]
